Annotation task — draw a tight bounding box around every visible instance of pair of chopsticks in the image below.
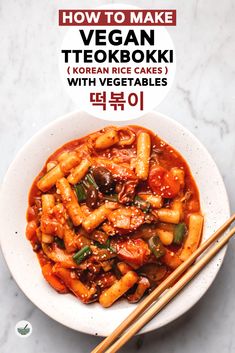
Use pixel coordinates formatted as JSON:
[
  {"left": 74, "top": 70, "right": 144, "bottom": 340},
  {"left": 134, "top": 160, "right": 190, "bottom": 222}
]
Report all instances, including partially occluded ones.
[{"left": 92, "top": 213, "right": 235, "bottom": 353}]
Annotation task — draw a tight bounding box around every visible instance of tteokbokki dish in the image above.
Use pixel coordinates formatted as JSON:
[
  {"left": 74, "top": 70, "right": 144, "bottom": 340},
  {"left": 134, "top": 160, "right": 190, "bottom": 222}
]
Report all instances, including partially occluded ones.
[{"left": 26, "top": 126, "right": 203, "bottom": 307}]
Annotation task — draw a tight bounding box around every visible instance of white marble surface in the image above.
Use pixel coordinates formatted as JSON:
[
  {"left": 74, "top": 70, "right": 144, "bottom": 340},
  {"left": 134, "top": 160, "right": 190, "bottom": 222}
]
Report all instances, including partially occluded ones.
[{"left": 0, "top": 0, "right": 235, "bottom": 352}]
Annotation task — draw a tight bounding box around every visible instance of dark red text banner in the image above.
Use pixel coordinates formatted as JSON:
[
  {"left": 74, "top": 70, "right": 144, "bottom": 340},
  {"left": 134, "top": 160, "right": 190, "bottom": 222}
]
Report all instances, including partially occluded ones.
[{"left": 59, "top": 9, "right": 176, "bottom": 26}]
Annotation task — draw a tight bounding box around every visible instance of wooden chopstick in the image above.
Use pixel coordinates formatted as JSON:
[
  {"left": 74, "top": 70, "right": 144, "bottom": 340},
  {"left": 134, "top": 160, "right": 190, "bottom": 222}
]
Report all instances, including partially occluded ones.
[
  {"left": 106, "top": 224, "right": 235, "bottom": 353},
  {"left": 92, "top": 214, "right": 235, "bottom": 353}
]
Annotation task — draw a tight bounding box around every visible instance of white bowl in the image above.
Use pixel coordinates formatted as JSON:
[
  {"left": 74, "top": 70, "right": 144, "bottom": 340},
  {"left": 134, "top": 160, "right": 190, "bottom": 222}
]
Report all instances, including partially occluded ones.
[{"left": 0, "top": 111, "right": 230, "bottom": 336}]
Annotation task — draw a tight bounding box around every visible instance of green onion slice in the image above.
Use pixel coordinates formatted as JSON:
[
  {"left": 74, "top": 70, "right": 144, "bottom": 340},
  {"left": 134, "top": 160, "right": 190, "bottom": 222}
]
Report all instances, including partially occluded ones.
[
  {"left": 148, "top": 236, "right": 166, "bottom": 259},
  {"left": 94, "top": 239, "right": 116, "bottom": 253},
  {"left": 54, "top": 237, "right": 65, "bottom": 249},
  {"left": 84, "top": 173, "right": 98, "bottom": 189},
  {"left": 134, "top": 195, "right": 151, "bottom": 213},
  {"left": 74, "top": 183, "right": 87, "bottom": 202},
  {"left": 73, "top": 246, "right": 92, "bottom": 264},
  {"left": 103, "top": 194, "right": 118, "bottom": 202},
  {"left": 173, "top": 223, "right": 187, "bottom": 245}
]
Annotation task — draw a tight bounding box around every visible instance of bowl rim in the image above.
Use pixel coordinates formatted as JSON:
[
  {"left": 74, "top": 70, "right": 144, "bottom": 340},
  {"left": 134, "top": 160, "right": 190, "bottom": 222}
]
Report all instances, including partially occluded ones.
[{"left": 0, "top": 110, "right": 230, "bottom": 336}]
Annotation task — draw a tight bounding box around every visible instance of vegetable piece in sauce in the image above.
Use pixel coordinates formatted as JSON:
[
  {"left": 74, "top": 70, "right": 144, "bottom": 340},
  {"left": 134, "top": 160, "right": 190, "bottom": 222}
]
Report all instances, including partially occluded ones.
[
  {"left": 148, "top": 166, "right": 181, "bottom": 198},
  {"left": 92, "top": 167, "right": 115, "bottom": 194},
  {"left": 74, "top": 183, "right": 86, "bottom": 202},
  {"left": 134, "top": 195, "right": 151, "bottom": 213},
  {"left": 148, "top": 236, "right": 166, "bottom": 259},
  {"left": 139, "top": 263, "right": 167, "bottom": 282},
  {"left": 173, "top": 222, "right": 187, "bottom": 245},
  {"left": 118, "top": 180, "right": 137, "bottom": 204},
  {"left": 116, "top": 238, "right": 150, "bottom": 268},
  {"left": 103, "top": 194, "right": 118, "bottom": 202},
  {"left": 26, "top": 220, "right": 37, "bottom": 240},
  {"left": 127, "top": 276, "right": 150, "bottom": 303},
  {"left": 42, "top": 243, "right": 78, "bottom": 268},
  {"left": 53, "top": 265, "right": 97, "bottom": 303},
  {"left": 54, "top": 236, "right": 65, "bottom": 249},
  {"left": 94, "top": 239, "right": 116, "bottom": 253},
  {"left": 108, "top": 207, "right": 144, "bottom": 231},
  {"left": 42, "top": 263, "right": 68, "bottom": 293},
  {"left": 84, "top": 173, "right": 98, "bottom": 189},
  {"left": 73, "top": 246, "right": 92, "bottom": 265}
]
